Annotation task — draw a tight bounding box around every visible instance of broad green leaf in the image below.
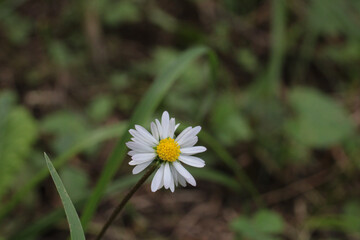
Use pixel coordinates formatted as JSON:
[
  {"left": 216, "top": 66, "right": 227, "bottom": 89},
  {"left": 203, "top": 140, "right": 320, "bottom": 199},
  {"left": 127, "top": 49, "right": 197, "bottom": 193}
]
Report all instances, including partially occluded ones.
[
  {"left": 253, "top": 210, "right": 284, "bottom": 234},
  {"left": 87, "top": 95, "right": 115, "bottom": 123},
  {"left": 44, "top": 153, "right": 85, "bottom": 240},
  {"left": 343, "top": 201, "right": 360, "bottom": 233},
  {"left": 42, "top": 111, "right": 89, "bottom": 154},
  {"left": 231, "top": 209, "right": 284, "bottom": 240},
  {"left": 103, "top": 1, "right": 140, "bottom": 26},
  {"left": 210, "top": 93, "right": 252, "bottom": 146},
  {"left": 2, "top": 13, "right": 32, "bottom": 44},
  {"left": 308, "top": 0, "right": 360, "bottom": 38},
  {"left": 287, "top": 87, "right": 354, "bottom": 147},
  {"left": 0, "top": 91, "right": 37, "bottom": 200}
]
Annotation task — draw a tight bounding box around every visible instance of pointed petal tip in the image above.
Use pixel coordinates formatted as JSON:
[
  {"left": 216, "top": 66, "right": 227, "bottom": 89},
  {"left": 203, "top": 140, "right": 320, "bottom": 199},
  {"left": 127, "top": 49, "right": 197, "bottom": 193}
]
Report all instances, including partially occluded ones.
[{"left": 189, "top": 179, "right": 196, "bottom": 187}]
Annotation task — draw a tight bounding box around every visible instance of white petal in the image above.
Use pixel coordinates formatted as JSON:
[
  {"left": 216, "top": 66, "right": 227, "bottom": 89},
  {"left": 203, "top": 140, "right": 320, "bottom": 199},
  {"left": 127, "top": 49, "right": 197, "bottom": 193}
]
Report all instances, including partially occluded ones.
[
  {"left": 180, "top": 146, "right": 207, "bottom": 155},
  {"left": 170, "top": 164, "right": 178, "bottom": 187},
  {"left": 151, "top": 122, "right": 159, "bottom": 141},
  {"left": 128, "top": 150, "right": 138, "bottom": 156},
  {"left": 175, "top": 123, "right": 180, "bottom": 132},
  {"left": 155, "top": 119, "right": 163, "bottom": 139},
  {"left": 151, "top": 164, "right": 164, "bottom": 192},
  {"left": 168, "top": 118, "right": 175, "bottom": 139},
  {"left": 129, "top": 129, "right": 156, "bottom": 146},
  {"left": 178, "top": 155, "right": 205, "bottom": 168},
  {"left": 135, "top": 125, "right": 158, "bottom": 145},
  {"left": 131, "top": 137, "right": 150, "bottom": 147},
  {"left": 126, "top": 141, "right": 154, "bottom": 153},
  {"left": 173, "top": 161, "right": 196, "bottom": 186},
  {"left": 169, "top": 171, "right": 175, "bottom": 192},
  {"left": 177, "top": 172, "right": 187, "bottom": 187},
  {"left": 129, "top": 153, "right": 156, "bottom": 165},
  {"left": 132, "top": 153, "right": 156, "bottom": 161},
  {"left": 175, "top": 127, "right": 192, "bottom": 142},
  {"left": 177, "top": 126, "right": 201, "bottom": 146},
  {"left": 163, "top": 162, "right": 171, "bottom": 189},
  {"left": 132, "top": 161, "right": 152, "bottom": 174},
  {"left": 161, "top": 111, "right": 170, "bottom": 139},
  {"left": 180, "top": 136, "right": 198, "bottom": 148}
]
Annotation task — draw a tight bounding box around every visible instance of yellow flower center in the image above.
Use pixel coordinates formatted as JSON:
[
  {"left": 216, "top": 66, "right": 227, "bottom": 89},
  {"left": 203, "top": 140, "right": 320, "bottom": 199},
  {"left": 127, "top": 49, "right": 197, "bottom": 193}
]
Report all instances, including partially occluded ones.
[{"left": 156, "top": 138, "right": 180, "bottom": 162}]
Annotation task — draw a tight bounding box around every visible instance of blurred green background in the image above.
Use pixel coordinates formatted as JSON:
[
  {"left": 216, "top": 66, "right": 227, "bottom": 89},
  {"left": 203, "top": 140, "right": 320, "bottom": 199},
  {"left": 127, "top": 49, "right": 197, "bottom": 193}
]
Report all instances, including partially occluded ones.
[{"left": 1, "top": 0, "right": 360, "bottom": 239}]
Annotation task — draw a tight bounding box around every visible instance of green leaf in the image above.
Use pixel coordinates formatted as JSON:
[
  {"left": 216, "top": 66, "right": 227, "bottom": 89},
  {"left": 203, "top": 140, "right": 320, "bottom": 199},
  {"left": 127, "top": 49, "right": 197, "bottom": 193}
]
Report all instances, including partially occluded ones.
[
  {"left": 0, "top": 91, "right": 37, "bottom": 200},
  {"left": 308, "top": 0, "right": 360, "bottom": 38},
  {"left": 253, "top": 210, "right": 284, "bottom": 234},
  {"left": 42, "top": 111, "right": 89, "bottom": 154},
  {"left": 231, "top": 209, "right": 284, "bottom": 240},
  {"left": 286, "top": 87, "right": 354, "bottom": 148},
  {"left": 306, "top": 201, "right": 360, "bottom": 235},
  {"left": 0, "top": 123, "right": 126, "bottom": 221},
  {"left": 343, "top": 201, "right": 360, "bottom": 232},
  {"left": 210, "top": 93, "right": 252, "bottom": 146},
  {"left": 103, "top": 0, "right": 140, "bottom": 26},
  {"left": 44, "top": 153, "right": 85, "bottom": 240},
  {"left": 87, "top": 95, "right": 115, "bottom": 123},
  {"left": 80, "top": 46, "right": 216, "bottom": 229},
  {"left": 2, "top": 13, "right": 32, "bottom": 44}
]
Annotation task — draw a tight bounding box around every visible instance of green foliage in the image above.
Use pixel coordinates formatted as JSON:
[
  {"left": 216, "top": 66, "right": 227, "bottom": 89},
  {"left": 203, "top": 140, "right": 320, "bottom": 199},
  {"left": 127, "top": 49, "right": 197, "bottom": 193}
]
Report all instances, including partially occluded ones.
[
  {"left": 48, "top": 41, "right": 73, "bottom": 68},
  {"left": 2, "top": 13, "right": 32, "bottom": 44},
  {"left": 286, "top": 87, "right": 354, "bottom": 148},
  {"left": 44, "top": 153, "right": 85, "bottom": 240},
  {"left": 1, "top": 0, "right": 360, "bottom": 238},
  {"left": 87, "top": 95, "right": 115, "bottom": 122},
  {"left": 308, "top": 0, "right": 360, "bottom": 38},
  {"left": 306, "top": 201, "right": 360, "bottom": 236},
  {"left": 236, "top": 48, "right": 259, "bottom": 73},
  {"left": 0, "top": 91, "right": 37, "bottom": 200},
  {"left": 210, "top": 93, "right": 252, "bottom": 146},
  {"left": 102, "top": 0, "right": 140, "bottom": 26},
  {"left": 231, "top": 209, "right": 284, "bottom": 240},
  {"left": 60, "top": 167, "right": 89, "bottom": 202},
  {"left": 42, "top": 111, "right": 89, "bottom": 154},
  {"left": 0, "top": 123, "right": 126, "bottom": 221}
]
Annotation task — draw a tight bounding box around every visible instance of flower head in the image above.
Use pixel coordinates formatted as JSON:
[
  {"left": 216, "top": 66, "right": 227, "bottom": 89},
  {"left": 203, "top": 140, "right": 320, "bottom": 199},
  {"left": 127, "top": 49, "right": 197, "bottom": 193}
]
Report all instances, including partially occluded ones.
[{"left": 126, "top": 111, "right": 206, "bottom": 192}]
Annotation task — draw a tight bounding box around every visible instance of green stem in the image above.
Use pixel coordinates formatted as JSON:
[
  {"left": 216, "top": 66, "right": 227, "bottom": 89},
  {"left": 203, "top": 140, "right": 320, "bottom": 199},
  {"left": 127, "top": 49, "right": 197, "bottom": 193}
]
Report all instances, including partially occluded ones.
[{"left": 95, "top": 162, "right": 159, "bottom": 240}]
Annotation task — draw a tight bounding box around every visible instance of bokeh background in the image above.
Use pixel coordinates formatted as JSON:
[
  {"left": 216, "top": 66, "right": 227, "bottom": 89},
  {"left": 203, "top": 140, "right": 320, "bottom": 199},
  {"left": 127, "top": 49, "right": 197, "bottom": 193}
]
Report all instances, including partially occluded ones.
[{"left": 1, "top": 0, "right": 360, "bottom": 239}]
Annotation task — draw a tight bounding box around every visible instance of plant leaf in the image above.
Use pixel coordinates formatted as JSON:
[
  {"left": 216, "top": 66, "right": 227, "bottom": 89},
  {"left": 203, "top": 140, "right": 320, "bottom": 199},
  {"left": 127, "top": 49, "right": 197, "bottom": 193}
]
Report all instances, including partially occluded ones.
[
  {"left": 286, "top": 87, "right": 354, "bottom": 148},
  {"left": 44, "top": 153, "right": 86, "bottom": 240},
  {"left": 0, "top": 91, "right": 37, "bottom": 200}
]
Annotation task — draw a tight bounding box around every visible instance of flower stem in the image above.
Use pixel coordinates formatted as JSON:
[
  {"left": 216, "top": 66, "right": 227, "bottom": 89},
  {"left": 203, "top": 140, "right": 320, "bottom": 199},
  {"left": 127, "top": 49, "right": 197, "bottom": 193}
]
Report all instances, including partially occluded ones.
[{"left": 95, "top": 162, "right": 159, "bottom": 240}]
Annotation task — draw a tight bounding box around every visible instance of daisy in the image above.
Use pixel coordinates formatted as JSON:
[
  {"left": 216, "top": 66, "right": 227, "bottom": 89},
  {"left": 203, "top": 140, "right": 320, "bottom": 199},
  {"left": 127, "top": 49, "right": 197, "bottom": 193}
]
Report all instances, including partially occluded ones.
[{"left": 126, "top": 111, "right": 206, "bottom": 192}]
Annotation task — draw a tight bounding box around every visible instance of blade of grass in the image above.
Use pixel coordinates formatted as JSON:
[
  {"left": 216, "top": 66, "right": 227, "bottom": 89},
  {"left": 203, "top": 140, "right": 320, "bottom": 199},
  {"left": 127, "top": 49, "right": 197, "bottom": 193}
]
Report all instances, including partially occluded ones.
[
  {"left": 9, "top": 166, "right": 237, "bottom": 240},
  {"left": 44, "top": 153, "right": 85, "bottom": 240},
  {"left": 9, "top": 174, "right": 140, "bottom": 240},
  {"left": 0, "top": 123, "right": 126, "bottom": 221},
  {"left": 80, "top": 46, "right": 217, "bottom": 229},
  {"left": 267, "top": 0, "right": 286, "bottom": 96}
]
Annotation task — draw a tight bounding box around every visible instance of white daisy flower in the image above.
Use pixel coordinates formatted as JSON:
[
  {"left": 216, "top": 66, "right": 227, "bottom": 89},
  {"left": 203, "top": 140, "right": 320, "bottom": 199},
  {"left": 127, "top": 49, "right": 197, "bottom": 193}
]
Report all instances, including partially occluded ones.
[{"left": 126, "top": 111, "right": 206, "bottom": 192}]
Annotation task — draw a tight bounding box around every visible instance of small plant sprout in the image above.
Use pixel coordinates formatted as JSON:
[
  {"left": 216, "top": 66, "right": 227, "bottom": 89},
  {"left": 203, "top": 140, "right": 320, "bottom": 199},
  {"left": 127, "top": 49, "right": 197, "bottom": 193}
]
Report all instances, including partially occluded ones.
[
  {"left": 127, "top": 111, "right": 206, "bottom": 192},
  {"left": 96, "top": 111, "right": 206, "bottom": 239}
]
